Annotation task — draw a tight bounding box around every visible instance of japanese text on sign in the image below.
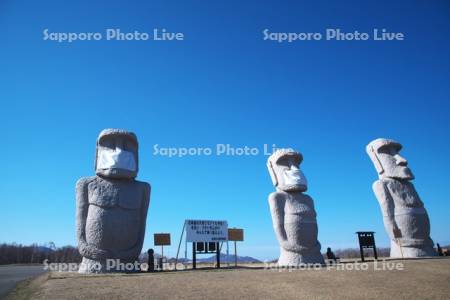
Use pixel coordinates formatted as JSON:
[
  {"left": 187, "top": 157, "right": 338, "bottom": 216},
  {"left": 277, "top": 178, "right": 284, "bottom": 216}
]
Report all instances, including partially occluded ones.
[{"left": 185, "top": 220, "right": 228, "bottom": 242}]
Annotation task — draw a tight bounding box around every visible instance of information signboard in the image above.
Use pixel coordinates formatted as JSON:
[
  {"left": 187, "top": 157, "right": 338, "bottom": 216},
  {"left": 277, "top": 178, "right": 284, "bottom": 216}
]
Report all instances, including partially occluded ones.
[
  {"left": 154, "top": 233, "right": 171, "bottom": 246},
  {"left": 228, "top": 228, "right": 244, "bottom": 241},
  {"left": 185, "top": 220, "right": 228, "bottom": 242}
]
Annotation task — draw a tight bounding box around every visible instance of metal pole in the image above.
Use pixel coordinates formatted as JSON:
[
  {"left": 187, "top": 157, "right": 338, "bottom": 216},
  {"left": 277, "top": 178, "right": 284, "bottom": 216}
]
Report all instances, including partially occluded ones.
[
  {"left": 397, "top": 238, "right": 404, "bottom": 259},
  {"left": 234, "top": 241, "right": 237, "bottom": 267},
  {"left": 175, "top": 221, "right": 186, "bottom": 269},
  {"left": 226, "top": 241, "right": 229, "bottom": 267},
  {"left": 359, "top": 245, "right": 365, "bottom": 262},
  {"left": 373, "top": 237, "right": 378, "bottom": 260},
  {"left": 216, "top": 242, "right": 220, "bottom": 268},
  {"left": 358, "top": 235, "right": 365, "bottom": 262},
  {"left": 192, "top": 242, "right": 196, "bottom": 269}
]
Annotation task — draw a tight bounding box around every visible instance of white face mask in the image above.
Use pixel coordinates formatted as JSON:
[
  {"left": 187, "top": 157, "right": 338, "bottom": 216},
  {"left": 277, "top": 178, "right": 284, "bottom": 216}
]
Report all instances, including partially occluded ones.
[
  {"left": 97, "top": 148, "right": 136, "bottom": 172},
  {"left": 283, "top": 169, "right": 308, "bottom": 187}
]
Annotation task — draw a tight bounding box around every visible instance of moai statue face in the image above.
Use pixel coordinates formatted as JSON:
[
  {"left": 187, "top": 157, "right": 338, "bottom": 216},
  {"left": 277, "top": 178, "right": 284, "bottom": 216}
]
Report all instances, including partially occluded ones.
[
  {"left": 95, "top": 129, "right": 138, "bottom": 179},
  {"left": 366, "top": 138, "right": 414, "bottom": 181},
  {"left": 267, "top": 149, "right": 308, "bottom": 192}
]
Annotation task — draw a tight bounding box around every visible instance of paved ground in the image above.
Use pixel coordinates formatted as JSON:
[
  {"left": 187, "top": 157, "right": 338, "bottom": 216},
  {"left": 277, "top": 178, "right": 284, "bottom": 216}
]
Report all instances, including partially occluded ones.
[
  {"left": 0, "top": 265, "right": 47, "bottom": 299},
  {"left": 5, "top": 258, "right": 450, "bottom": 299}
]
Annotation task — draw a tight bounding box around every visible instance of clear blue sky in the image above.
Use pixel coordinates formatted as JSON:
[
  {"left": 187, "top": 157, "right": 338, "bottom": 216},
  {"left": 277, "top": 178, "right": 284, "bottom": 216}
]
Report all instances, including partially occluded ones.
[{"left": 1, "top": 0, "right": 449, "bottom": 260}]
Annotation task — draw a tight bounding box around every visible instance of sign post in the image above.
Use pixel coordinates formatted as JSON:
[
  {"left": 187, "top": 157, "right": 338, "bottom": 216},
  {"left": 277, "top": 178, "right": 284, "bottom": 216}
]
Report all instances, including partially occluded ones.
[
  {"left": 356, "top": 231, "right": 378, "bottom": 262},
  {"left": 184, "top": 220, "right": 228, "bottom": 269},
  {"left": 154, "top": 233, "right": 171, "bottom": 271},
  {"left": 228, "top": 228, "right": 244, "bottom": 267}
]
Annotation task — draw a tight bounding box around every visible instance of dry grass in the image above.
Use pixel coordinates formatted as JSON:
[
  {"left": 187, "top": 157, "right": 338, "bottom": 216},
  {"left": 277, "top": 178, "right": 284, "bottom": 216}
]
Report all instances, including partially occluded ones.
[{"left": 8, "top": 258, "right": 450, "bottom": 300}]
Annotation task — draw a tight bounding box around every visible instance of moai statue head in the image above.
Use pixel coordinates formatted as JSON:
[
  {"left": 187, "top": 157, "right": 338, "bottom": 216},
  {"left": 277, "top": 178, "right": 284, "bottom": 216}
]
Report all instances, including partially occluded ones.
[
  {"left": 366, "top": 138, "right": 414, "bottom": 181},
  {"left": 95, "top": 129, "right": 139, "bottom": 179},
  {"left": 267, "top": 149, "right": 308, "bottom": 192}
]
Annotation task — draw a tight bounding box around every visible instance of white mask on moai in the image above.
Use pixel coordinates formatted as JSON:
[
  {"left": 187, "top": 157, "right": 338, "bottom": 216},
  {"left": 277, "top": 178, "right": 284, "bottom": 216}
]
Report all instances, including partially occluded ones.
[
  {"left": 366, "top": 138, "right": 414, "bottom": 181},
  {"left": 97, "top": 148, "right": 136, "bottom": 171},
  {"left": 95, "top": 129, "right": 139, "bottom": 179},
  {"left": 267, "top": 149, "right": 308, "bottom": 192}
]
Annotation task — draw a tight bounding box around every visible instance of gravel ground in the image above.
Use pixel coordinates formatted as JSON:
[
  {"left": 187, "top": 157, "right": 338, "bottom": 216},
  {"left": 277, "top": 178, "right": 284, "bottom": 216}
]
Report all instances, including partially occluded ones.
[{"left": 6, "top": 258, "right": 450, "bottom": 300}]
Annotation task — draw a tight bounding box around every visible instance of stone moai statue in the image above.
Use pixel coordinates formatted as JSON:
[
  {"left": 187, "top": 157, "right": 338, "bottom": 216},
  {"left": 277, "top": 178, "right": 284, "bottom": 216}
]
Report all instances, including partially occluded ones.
[
  {"left": 267, "top": 149, "right": 324, "bottom": 265},
  {"left": 366, "top": 138, "right": 436, "bottom": 258},
  {"left": 76, "top": 129, "right": 151, "bottom": 273}
]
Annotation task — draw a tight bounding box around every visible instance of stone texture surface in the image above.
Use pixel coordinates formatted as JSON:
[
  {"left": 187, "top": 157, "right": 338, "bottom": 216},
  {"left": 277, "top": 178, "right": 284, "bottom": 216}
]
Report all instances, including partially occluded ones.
[
  {"left": 267, "top": 149, "right": 324, "bottom": 265},
  {"left": 76, "top": 129, "right": 150, "bottom": 273},
  {"left": 367, "top": 138, "right": 436, "bottom": 258}
]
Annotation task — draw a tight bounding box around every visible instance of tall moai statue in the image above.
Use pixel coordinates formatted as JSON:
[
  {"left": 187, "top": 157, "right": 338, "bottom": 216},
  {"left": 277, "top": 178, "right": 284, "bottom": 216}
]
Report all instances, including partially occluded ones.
[
  {"left": 366, "top": 138, "right": 436, "bottom": 258},
  {"left": 76, "top": 129, "right": 151, "bottom": 273},
  {"left": 267, "top": 149, "right": 324, "bottom": 265}
]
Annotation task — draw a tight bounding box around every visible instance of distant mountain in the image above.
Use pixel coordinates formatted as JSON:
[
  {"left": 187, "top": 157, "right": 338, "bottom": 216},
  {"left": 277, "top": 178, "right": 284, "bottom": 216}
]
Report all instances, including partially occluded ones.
[
  {"left": 139, "top": 252, "right": 163, "bottom": 262},
  {"left": 167, "top": 257, "right": 190, "bottom": 264},
  {"left": 197, "top": 254, "right": 261, "bottom": 263},
  {"left": 35, "top": 246, "right": 54, "bottom": 253},
  {"left": 141, "top": 252, "right": 261, "bottom": 264}
]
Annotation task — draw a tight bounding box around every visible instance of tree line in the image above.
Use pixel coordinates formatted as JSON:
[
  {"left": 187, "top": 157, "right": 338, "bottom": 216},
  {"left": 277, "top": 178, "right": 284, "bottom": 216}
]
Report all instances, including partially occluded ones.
[
  {"left": 3, "top": 242, "right": 430, "bottom": 265},
  {"left": 0, "top": 243, "right": 81, "bottom": 265}
]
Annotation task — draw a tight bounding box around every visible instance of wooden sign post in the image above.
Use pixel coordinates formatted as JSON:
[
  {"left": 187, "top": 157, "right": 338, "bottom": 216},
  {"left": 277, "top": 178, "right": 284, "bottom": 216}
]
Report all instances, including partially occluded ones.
[
  {"left": 154, "top": 233, "right": 171, "bottom": 270},
  {"left": 228, "top": 228, "right": 244, "bottom": 267},
  {"left": 184, "top": 220, "right": 228, "bottom": 270},
  {"left": 356, "top": 231, "right": 378, "bottom": 262}
]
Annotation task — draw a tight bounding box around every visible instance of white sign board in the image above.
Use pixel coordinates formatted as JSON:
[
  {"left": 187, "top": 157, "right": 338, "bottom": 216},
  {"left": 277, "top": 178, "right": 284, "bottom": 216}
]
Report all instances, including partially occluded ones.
[{"left": 185, "top": 220, "right": 228, "bottom": 242}]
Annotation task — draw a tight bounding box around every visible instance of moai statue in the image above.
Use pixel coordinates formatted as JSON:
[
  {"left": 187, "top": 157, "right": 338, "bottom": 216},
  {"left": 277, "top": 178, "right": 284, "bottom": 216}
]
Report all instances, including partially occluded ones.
[
  {"left": 76, "top": 129, "right": 151, "bottom": 273},
  {"left": 366, "top": 138, "right": 436, "bottom": 258},
  {"left": 267, "top": 149, "right": 324, "bottom": 265}
]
